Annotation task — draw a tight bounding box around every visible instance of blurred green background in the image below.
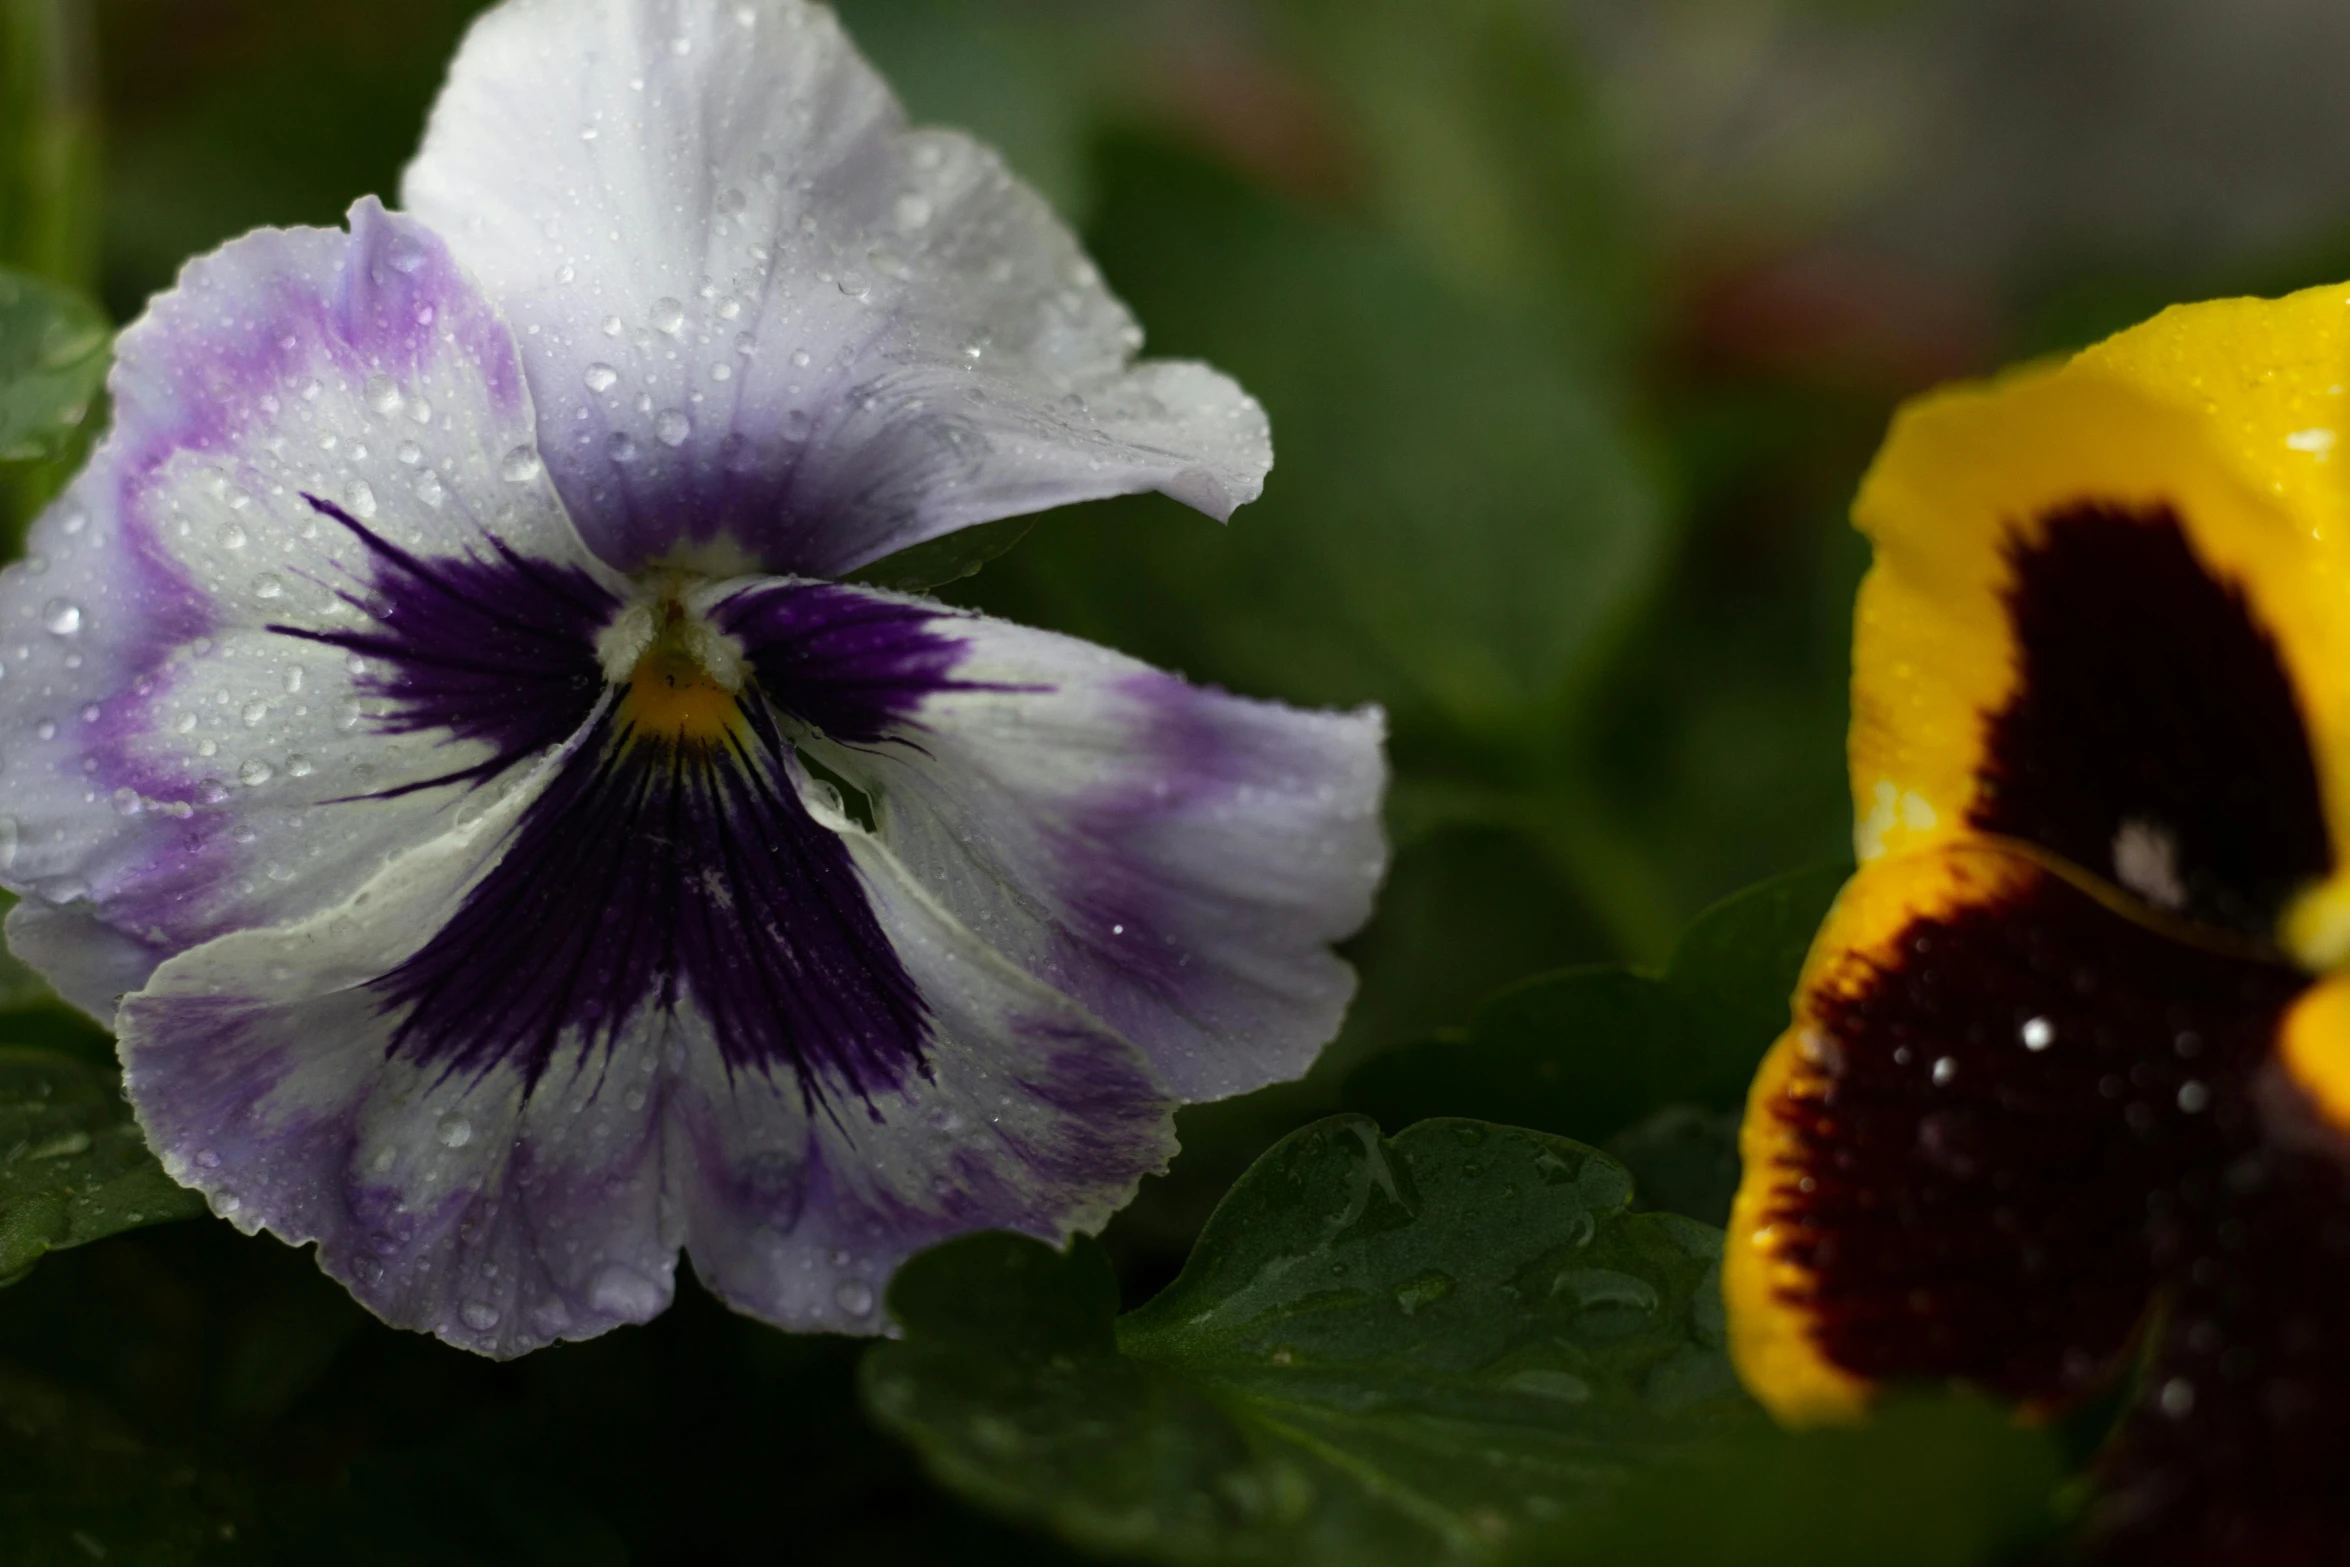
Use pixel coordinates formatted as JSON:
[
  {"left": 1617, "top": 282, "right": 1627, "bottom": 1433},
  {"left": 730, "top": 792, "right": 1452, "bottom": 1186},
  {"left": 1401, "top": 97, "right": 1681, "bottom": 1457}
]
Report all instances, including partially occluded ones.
[{"left": 7, "top": 0, "right": 2350, "bottom": 1559}]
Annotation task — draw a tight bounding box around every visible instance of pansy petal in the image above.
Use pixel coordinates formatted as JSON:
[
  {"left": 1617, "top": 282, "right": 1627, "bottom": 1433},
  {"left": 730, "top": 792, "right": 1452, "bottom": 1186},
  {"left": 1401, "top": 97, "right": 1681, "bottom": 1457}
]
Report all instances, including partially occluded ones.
[
  {"left": 712, "top": 579, "right": 1389, "bottom": 1102},
  {"left": 1847, "top": 364, "right": 2349, "bottom": 938},
  {"left": 122, "top": 692, "right": 1175, "bottom": 1349},
  {"left": 117, "top": 774, "right": 682, "bottom": 1357},
  {"left": 675, "top": 832, "right": 1176, "bottom": 1333},
  {"left": 1726, "top": 840, "right": 2308, "bottom": 1424},
  {"left": 2071, "top": 282, "right": 2350, "bottom": 551},
  {"left": 2082, "top": 973, "right": 2350, "bottom": 1563},
  {"left": 401, "top": 0, "right": 1270, "bottom": 577},
  {"left": 0, "top": 197, "right": 617, "bottom": 1007}
]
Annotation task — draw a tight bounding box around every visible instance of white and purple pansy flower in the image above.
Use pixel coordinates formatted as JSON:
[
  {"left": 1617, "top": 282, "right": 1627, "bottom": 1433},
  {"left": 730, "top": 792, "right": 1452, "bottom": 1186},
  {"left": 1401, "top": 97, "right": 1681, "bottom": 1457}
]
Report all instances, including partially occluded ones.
[{"left": 0, "top": 0, "right": 1386, "bottom": 1355}]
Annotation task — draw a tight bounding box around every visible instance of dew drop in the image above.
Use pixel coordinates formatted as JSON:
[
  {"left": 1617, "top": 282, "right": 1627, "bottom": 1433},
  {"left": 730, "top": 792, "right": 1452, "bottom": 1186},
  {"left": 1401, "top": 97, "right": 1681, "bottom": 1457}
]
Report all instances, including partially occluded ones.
[
  {"left": 606, "top": 432, "right": 641, "bottom": 464},
  {"left": 836, "top": 272, "right": 870, "bottom": 300},
  {"left": 655, "top": 409, "right": 692, "bottom": 447},
  {"left": 602, "top": 314, "right": 624, "bottom": 337},
  {"left": 716, "top": 187, "right": 749, "bottom": 216},
  {"left": 835, "top": 1280, "right": 875, "bottom": 1317},
  {"left": 111, "top": 787, "right": 143, "bottom": 817},
  {"left": 584, "top": 362, "right": 621, "bottom": 393},
  {"left": 589, "top": 1262, "right": 665, "bottom": 1317},
  {"left": 396, "top": 440, "right": 423, "bottom": 465},
  {"left": 252, "top": 574, "right": 284, "bottom": 601},
  {"left": 33, "top": 719, "right": 55, "bottom": 741},
  {"left": 364, "top": 374, "right": 404, "bottom": 415},
  {"left": 500, "top": 446, "right": 544, "bottom": 483},
  {"left": 461, "top": 1300, "right": 501, "bottom": 1331},
  {"left": 347, "top": 480, "right": 378, "bottom": 520},
  {"left": 1931, "top": 1056, "right": 1958, "bottom": 1087},
  {"left": 2021, "top": 1017, "right": 2055, "bottom": 1052},
  {"left": 414, "top": 471, "right": 446, "bottom": 507},
  {"left": 782, "top": 409, "right": 812, "bottom": 441},
  {"left": 196, "top": 1148, "right": 222, "bottom": 1169},
  {"left": 790, "top": 348, "right": 812, "bottom": 368},
  {"left": 41, "top": 599, "right": 81, "bottom": 635},
  {"left": 240, "top": 700, "right": 268, "bottom": 727},
  {"left": 197, "top": 779, "right": 231, "bottom": 805},
  {"left": 437, "top": 1113, "right": 474, "bottom": 1149},
  {"left": 652, "top": 297, "right": 687, "bottom": 335},
  {"left": 286, "top": 754, "right": 315, "bottom": 778},
  {"left": 894, "top": 193, "right": 933, "bottom": 231}
]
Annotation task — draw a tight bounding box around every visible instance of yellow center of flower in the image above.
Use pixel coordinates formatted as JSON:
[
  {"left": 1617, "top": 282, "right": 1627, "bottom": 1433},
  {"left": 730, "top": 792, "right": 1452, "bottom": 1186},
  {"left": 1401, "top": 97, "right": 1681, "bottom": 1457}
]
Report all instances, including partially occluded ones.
[{"left": 615, "top": 598, "right": 746, "bottom": 747}]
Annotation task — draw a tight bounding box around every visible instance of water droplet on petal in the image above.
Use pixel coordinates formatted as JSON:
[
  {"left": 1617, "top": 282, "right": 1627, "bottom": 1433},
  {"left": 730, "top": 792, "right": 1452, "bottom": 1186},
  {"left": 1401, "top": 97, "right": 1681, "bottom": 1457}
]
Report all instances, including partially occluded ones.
[
  {"left": 461, "top": 1300, "right": 501, "bottom": 1331},
  {"left": 601, "top": 315, "right": 624, "bottom": 337},
  {"left": 655, "top": 409, "right": 692, "bottom": 447},
  {"left": 894, "top": 193, "right": 933, "bottom": 231},
  {"left": 252, "top": 574, "right": 284, "bottom": 601},
  {"left": 589, "top": 1262, "right": 665, "bottom": 1317},
  {"left": 286, "top": 754, "right": 314, "bottom": 778},
  {"left": 41, "top": 599, "right": 81, "bottom": 635},
  {"left": 584, "top": 362, "right": 620, "bottom": 393},
  {"left": 364, "top": 374, "right": 404, "bottom": 415},
  {"left": 835, "top": 1281, "right": 875, "bottom": 1316},
  {"left": 414, "top": 471, "right": 446, "bottom": 508},
  {"left": 790, "top": 348, "right": 812, "bottom": 368},
  {"left": 500, "top": 446, "right": 544, "bottom": 483},
  {"left": 836, "top": 272, "right": 869, "bottom": 300},
  {"left": 437, "top": 1113, "right": 474, "bottom": 1149},
  {"left": 652, "top": 298, "right": 686, "bottom": 335},
  {"left": 396, "top": 440, "right": 423, "bottom": 465},
  {"left": 240, "top": 700, "right": 268, "bottom": 727},
  {"left": 606, "top": 432, "right": 641, "bottom": 464},
  {"left": 347, "top": 480, "right": 378, "bottom": 520},
  {"left": 112, "top": 787, "right": 143, "bottom": 817},
  {"left": 716, "top": 187, "right": 748, "bottom": 216},
  {"left": 239, "top": 759, "right": 274, "bottom": 786}
]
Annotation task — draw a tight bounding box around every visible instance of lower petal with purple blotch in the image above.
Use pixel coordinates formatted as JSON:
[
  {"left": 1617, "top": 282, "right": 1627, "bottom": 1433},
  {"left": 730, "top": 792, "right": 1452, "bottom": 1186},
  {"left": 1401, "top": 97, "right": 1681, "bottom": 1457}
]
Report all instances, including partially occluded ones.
[
  {"left": 675, "top": 818, "right": 1176, "bottom": 1332},
  {"left": 715, "top": 582, "right": 1389, "bottom": 1102},
  {"left": 122, "top": 665, "right": 1178, "bottom": 1352}
]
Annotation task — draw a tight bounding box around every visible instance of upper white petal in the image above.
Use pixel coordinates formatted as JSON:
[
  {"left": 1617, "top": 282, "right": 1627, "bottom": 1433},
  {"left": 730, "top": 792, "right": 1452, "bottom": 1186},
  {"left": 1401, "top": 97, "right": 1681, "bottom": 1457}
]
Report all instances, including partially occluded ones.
[{"left": 401, "top": 0, "right": 1272, "bottom": 577}]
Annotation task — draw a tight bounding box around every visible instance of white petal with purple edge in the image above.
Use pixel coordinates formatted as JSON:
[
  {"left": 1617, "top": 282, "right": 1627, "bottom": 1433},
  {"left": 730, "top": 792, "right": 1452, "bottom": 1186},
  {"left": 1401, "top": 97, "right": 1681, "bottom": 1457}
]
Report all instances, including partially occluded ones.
[
  {"left": 401, "top": 0, "right": 1271, "bottom": 578},
  {"left": 0, "top": 198, "right": 616, "bottom": 1009},
  {"left": 673, "top": 834, "right": 1176, "bottom": 1333},
  {"left": 121, "top": 730, "right": 1176, "bottom": 1351},
  {"left": 120, "top": 771, "right": 681, "bottom": 1357},
  {"left": 728, "top": 580, "right": 1391, "bottom": 1102}
]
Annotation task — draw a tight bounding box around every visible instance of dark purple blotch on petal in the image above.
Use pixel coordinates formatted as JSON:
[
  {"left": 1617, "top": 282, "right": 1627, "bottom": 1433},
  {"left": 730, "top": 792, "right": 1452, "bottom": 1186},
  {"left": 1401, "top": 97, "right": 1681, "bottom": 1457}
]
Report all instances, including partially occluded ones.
[
  {"left": 715, "top": 581, "right": 999, "bottom": 745},
  {"left": 273, "top": 495, "right": 615, "bottom": 795},
  {"left": 374, "top": 695, "right": 929, "bottom": 1107}
]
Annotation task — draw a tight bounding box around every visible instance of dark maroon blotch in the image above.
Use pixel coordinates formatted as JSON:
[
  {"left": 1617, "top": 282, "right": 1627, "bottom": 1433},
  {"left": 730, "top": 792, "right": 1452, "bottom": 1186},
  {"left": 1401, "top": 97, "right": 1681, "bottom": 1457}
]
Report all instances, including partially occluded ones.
[{"left": 1976, "top": 503, "right": 2331, "bottom": 935}]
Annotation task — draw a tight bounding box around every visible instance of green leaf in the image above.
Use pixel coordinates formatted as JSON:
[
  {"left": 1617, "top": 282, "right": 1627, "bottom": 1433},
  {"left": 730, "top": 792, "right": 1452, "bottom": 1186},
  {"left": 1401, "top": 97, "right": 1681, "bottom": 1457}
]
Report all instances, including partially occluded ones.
[
  {"left": 0, "top": 265, "right": 108, "bottom": 464},
  {"left": 848, "top": 515, "right": 1041, "bottom": 593},
  {"left": 958, "top": 139, "right": 1669, "bottom": 747},
  {"left": 1273, "top": 0, "right": 1646, "bottom": 361},
  {"left": 0, "top": 1046, "right": 206, "bottom": 1285},
  {"left": 1344, "top": 863, "right": 1850, "bottom": 1157},
  {"left": 865, "top": 1117, "right": 1759, "bottom": 1567},
  {"left": 1509, "top": 1396, "right": 2066, "bottom": 1567}
]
